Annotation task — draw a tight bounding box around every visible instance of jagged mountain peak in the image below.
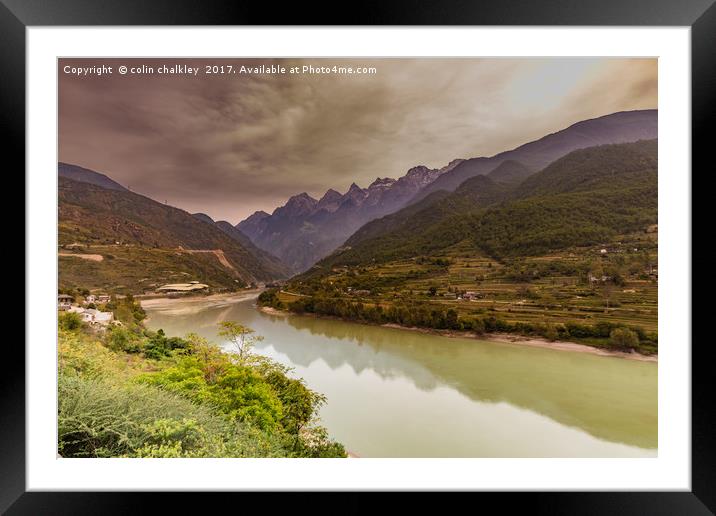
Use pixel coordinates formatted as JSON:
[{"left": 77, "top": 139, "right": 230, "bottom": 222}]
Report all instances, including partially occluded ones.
[
  {"left": 320, "top": 188, "right": 342, "bottom": 201},
  {"left": 316, "top": 188, "right": 344, "bottom": 213},
  {"left": 246, "top": 210, "right": 270, "bottom": 219},
  {"left": 405, "top": 165, "right": 431, "bottom": 177},
  {"left": 289, "top": 192, "right": 318, "bottom": 203},
  {"left": 369, "top": 177, "right": 397, "bottom": 189}
]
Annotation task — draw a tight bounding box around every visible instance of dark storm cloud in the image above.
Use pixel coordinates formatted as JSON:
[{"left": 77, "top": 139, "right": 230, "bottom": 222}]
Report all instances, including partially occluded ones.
[{"left": 59, "top": 58, "right": 657, "bottom": 223}]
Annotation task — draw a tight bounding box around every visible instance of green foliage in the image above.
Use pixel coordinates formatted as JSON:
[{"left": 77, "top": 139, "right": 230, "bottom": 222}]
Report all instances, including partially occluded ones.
[
  {"left": 258, "top": 288, "right": 284, "bottom": 309},
  {"left": 609, "top": 328, "right": 640, "bottom": 351},
  {"left": 58, "top": 317, "right": 346, "bottom": 458},
  {"left": 105, "top": 295, "right": 146, "bottom": 327},
  {"left": 255, "top": 358, "right": 326, "bottom": 435},
  {"left": 218, "top": 322, "right": 263, "bottom": 363},
  {"left": 58, "top": 374, "right": 286, "bottom": 458},
  {"left": 140, "top": 355, "right": 283, "bottom": 430},
  {"left": 142, "top": 329, "right": 191, "bottom": 359},
  {"left": 59, "top": 311, "right": 83, "bottom": 331},
  {"left": 104, "top": 326, "right": 144, "bottom": 354},
  {"left": 275, "top": 291, "right": 656, "bottom": 352}
]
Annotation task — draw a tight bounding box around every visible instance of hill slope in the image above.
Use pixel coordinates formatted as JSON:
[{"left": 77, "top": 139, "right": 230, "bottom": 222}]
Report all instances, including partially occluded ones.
[
  {"left": 59, "top": 175, "right": 290, "bottom": 292},
  {"left": 58, "top": 162, "right": 129, "bottom": 192},
  {"left": 191, "top": 213, "right": 289, "bottom": 275}
]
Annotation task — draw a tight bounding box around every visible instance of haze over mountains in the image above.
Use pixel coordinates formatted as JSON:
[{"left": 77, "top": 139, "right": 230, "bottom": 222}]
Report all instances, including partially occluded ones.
[{"left": 238, "top": 109, "right": 657, "bottom": 272}]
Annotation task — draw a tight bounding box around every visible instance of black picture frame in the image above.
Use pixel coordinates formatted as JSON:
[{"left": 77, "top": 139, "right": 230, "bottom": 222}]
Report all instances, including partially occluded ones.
[{"left": 5, "top": 0, "right": 711, "bottom": 513}]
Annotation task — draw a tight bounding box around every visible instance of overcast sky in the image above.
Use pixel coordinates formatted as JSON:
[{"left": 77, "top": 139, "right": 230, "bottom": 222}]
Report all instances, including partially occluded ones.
[{"left": 59, "top": 58, "right": 657, "bottom": 224}]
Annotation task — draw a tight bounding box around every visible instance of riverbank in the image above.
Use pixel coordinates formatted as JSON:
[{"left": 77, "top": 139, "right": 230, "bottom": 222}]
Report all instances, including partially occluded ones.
[
  {"left": 140, "top": 290, "right": 262, "bottom": 322},
  {"left": 141, "top": 290, "right": 262, "bottom": 309},
  {"left": 258, "top": 305, "right": 656, "bottom": 362}
]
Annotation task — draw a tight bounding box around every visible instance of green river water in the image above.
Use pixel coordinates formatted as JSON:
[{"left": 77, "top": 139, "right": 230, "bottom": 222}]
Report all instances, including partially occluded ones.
[{"left": 143, "top": 294, "right": 657, "bottom": 458}]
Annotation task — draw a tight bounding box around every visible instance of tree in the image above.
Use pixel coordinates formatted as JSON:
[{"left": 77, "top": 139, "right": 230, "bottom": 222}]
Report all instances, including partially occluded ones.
[
  {"left": 218, "top": 322, "right": 263, "bottom": 363},
  {"left": 543, "top": 323, "right": 559, "bottom": 342},
  {"left": 609, "top": 328, "right": 640, "bottom": 351},
  {"left": 59, "top": 311, "right": 83, "bottom": 331},
  {"left": 601, "top": 282, "right": 615, "bottom": 310}
]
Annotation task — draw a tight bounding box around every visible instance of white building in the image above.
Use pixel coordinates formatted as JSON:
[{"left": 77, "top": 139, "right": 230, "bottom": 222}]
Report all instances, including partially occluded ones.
[
  {"left": 68, "top": 306, "right": 114, "bottom": 326},
  {"left": 58, "top": 294, "right": 73, "bottom": 311}
]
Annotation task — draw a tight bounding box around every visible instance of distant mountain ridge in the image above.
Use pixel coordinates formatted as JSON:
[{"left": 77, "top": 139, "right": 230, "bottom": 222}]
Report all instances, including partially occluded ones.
[
  {"left": 304, "top": 139, "right": 658, "bottom": 274},
  {"left": 238, "top": 110, "right": 656, "bottom": 272},
  {"left": 237, "top": 161, "right": 462, "bottom": 272},
  {"left": 411, "top": 109, "right": 657, "bottom": 203}
]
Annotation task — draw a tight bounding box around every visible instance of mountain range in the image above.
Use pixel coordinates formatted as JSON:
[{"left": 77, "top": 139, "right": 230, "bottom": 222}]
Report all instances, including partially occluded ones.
[
  {"left": 236, "top": 160, "right": 464, "bottom": 273},
  {"left": 238, "top": 109, "right": 657, "bottom": 272},
  {"left": 299, "top": 139, "right": 658, "bottom": 278}
]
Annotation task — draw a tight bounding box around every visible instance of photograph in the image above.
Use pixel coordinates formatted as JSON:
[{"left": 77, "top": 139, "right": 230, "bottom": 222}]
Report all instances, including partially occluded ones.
[{"left": 56, "top": 57, "right": 659, "bottom": 459}]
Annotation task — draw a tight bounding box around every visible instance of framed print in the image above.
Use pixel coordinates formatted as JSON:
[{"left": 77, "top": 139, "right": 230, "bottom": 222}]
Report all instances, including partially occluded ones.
[{"left": 6, "top": 0, "right": 712, "bottom": 512}]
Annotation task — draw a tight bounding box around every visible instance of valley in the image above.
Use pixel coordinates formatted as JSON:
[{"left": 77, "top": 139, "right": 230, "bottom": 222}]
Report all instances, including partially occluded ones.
[
  {"left": 262, "top": 140, "right": 659, "bottom": 355},
  {"left": 54, "top": 58, "right": 662, "bottom": 461},
  {"left": 58, "top": 118, "right": 659, "bottom": 356}
]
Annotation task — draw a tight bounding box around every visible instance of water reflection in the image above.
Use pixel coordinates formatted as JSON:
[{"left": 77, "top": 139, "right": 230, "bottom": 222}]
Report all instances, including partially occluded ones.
[{"left": 144, "top": 296, "right": 657, "bottom": 454}]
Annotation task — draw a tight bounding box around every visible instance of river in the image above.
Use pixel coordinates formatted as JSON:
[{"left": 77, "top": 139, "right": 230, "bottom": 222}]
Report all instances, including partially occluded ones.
[{"left": 142, "top": 293, "right": 657, "bottom": 458}]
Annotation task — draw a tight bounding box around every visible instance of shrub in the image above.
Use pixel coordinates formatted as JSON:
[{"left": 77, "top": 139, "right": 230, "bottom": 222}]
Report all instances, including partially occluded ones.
[
  {"left": 58, "top": 374, "right": 285, "bottom": 458},
  {"left": 543, "top": 324, "right": 559, "bottom": 342},
  {"left": 138, "top": 355, "right": 284, "bottom": 431},
  {"left": 104, "top": 326, "right": 143, "bottom": 354},
  {"left": 609, "top": 328, "right": 640, "bottom": 351},
  {"left": 59, "top": 312, "right": 83, "bottom": 331}
]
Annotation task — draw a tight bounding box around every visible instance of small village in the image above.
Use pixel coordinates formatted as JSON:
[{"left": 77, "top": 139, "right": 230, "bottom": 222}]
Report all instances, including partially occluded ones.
[
  {"left": 57, "top": 293, "right": 117, "bottom": 327},
  {"left": 57, "top": 280, "right": 214, "bottom": 328}
]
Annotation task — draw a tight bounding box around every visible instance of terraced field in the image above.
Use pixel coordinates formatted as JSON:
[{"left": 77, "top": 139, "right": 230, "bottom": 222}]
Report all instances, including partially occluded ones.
[{"left": 283, "top": 230, "right": 658, "bottom": 348}]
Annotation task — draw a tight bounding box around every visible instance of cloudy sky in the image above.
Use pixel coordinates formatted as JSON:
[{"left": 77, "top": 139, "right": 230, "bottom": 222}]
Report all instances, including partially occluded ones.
[{"left": 59, "top": 58, "right": 657, "bottom": 223}]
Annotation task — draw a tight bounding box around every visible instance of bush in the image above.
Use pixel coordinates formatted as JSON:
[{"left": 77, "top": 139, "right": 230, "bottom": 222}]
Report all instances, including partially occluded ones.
[
  {"left": 543, "top": 324, "right": 559, "bottom": 342},
  {"left": 104, "top": 326, "right": 143, "bottom": 354},
  {"left": 59, "top": 312, "right": 83, "bottom": 331},
  {"left": 142, "top": 329, "right": 191, "bottom": 359},
  {"left": 609, "top": 328, "right": 640, "bottom": 351}
]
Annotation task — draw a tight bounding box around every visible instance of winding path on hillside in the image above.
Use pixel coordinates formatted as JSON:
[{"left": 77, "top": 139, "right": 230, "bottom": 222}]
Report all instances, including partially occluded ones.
[{"left": 58, "top": 252, "right": 104, "bottom": 262}]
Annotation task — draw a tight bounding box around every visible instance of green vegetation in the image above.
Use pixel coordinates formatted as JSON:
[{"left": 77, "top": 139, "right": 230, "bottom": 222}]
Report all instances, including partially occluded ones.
[
  {"left": 58, "top": 297, "right": 346, "bottom": 458},
  {"left": 270, "top": 141, "right": 658, "bottom": 355},
  {"left": 259, "top": 279, "right": 657, "bottom": 354}
]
